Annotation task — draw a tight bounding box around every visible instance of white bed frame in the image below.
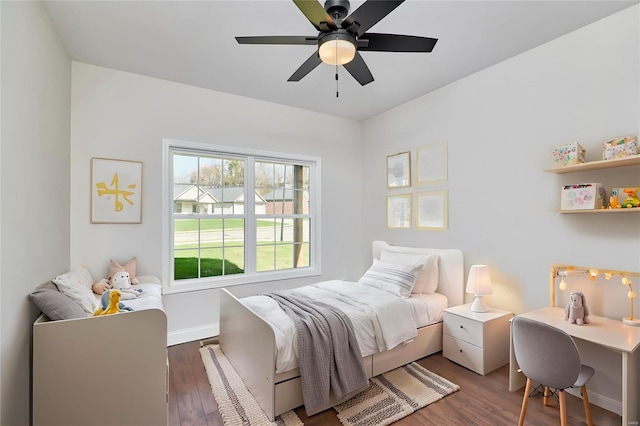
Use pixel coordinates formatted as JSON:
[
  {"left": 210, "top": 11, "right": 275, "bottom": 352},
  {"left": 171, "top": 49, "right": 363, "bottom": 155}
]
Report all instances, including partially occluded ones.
[
  {"left": 32, "top": 277, "right": 168, "bottom": 426},
  {"left": 219, "top": 241, "right": 463, "bottom": 421}
]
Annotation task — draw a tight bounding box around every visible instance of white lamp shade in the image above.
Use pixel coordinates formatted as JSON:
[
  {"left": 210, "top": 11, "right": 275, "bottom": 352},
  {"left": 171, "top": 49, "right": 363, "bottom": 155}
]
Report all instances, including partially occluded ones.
[
  {"left": 466, "top": 265, "right": 492, "bottom": 313},
  {"left": 466, "top": 265, "right": 493, "bottom": 296},
  {"left": 319, "top": 39, "right": 356, "bottom": 65}
]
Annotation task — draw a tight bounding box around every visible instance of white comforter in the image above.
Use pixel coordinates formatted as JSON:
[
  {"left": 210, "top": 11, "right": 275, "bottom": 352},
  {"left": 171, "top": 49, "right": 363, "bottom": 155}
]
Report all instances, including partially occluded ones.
[
  {"left": 92, "top": 275, "right": 164, "bottom": 312},
  {"left": 242, "top": 280, "right": 419, "bottom": 373}
]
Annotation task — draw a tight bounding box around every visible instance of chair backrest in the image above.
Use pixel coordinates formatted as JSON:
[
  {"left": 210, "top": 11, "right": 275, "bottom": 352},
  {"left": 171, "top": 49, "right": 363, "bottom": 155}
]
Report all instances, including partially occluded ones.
[{"left": 512, "top": 317, "right": 581, "bottom": 390}]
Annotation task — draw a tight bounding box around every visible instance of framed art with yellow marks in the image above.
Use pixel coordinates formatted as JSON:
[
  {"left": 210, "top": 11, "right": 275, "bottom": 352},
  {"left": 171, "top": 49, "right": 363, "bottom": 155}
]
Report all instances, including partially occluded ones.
[{"left": 91, "top": 157, "right": 142, "bottom": 224}]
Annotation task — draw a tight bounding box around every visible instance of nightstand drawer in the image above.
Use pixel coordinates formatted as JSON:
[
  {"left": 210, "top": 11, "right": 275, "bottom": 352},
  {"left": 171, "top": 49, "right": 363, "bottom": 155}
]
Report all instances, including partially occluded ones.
[
  {"left": 443, "top": 334, "right": 483, "bottom": 373},
  {"left": 443, "top": 312, "right": 483, "bottom": 347}
]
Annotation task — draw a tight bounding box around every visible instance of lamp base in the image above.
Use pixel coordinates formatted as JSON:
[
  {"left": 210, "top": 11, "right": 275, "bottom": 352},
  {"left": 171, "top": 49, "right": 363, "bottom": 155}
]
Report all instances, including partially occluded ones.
[
  {"left": 622, "top": 317, "right": 640, "bottom": 326},
  {"left": 470, "top": 296, "right": 489, "bottom": 313}
]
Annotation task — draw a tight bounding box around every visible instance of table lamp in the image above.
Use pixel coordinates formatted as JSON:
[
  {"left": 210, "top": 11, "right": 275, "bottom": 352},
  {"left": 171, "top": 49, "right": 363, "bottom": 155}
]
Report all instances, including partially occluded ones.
[{"left": 467, "top": 265, "right": 493, "bottom": 313}]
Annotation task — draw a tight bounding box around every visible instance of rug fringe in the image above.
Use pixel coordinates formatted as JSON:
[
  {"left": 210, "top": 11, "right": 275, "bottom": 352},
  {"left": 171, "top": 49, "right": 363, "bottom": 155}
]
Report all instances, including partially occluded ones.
[{"left": 200, "top": 336, "right": 219, "bottom": 347}]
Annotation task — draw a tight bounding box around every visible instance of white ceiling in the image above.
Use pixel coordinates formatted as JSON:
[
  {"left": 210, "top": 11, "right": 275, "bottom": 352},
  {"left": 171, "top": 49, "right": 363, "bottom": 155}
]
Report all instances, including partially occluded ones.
[{"left": 43, "top": 0, "right": 638, "bottom": 121}]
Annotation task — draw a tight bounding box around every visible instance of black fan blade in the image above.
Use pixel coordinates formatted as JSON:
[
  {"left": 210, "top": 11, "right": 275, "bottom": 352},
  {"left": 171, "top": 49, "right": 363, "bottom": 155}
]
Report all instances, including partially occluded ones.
[
  {"left": 236, "top": 36, "right": 317, "bottom": 45},
  {"left": 342, "top": 1, "right": 404, "bottom": 37},
  {"left": 292, "top": 0, "right": 337, "bottom": 32},
  {"left": 288, "top": 51, "right": 322, "bottom": 82},
  {"left": 359, "top": 33, "right": 438, "bottom": 52},
  {"left": 343, "top": 52, "right": 374, "bottom": 86}
]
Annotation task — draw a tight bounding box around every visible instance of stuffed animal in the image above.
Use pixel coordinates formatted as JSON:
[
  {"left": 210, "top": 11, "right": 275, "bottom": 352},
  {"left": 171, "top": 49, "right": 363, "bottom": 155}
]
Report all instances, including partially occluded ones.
[
  {"left": 111, "top": 271, "right": 131, "bottom": 290},
  {"left": 110, "top": 271, "right": 142, "bottom": 300},
  {"left": 565, "top": 290, "right": 589, "bottom": 325},
  {"left": 92, "top": 278, "right": 111, "bottom": 295},
  {"left": 93, "top": 289, "right": 133, "bottom": 316}
]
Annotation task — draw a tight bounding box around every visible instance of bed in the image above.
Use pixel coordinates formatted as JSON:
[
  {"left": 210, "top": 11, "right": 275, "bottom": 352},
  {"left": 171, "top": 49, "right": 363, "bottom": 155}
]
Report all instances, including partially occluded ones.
[
  {"left": 31, "top": 276, "right": 168, "bottom": 426},
  {"left": 219, "top": 241, "right": 464, "bottom": 421}
]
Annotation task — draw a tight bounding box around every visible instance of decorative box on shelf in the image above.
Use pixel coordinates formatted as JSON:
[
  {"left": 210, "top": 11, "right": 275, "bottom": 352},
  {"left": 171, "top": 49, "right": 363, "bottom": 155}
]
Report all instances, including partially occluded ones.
[
  {"left": 560, "top": 183, "right": 604, "bottom": 211},
  {"left": 602, "top": 136, "right": 638, "bottom": 160},
  {"left": 550, "top": 142, "right": 585, "bottom": 168}
]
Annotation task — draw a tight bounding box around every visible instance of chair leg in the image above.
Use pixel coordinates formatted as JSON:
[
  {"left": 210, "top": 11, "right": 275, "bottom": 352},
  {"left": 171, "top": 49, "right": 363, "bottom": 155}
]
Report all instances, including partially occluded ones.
[
  {"left": 559, "top": 390, "right": 567, "bottom": 426},
  {"left": 581, "top": 385, "right": 593, "bottom": 426},
  {"left": 543, "top": 386, "right": 550, "bottom": 406},
  {"left": 518, "top": 378, "right": 532, "bottom": 426}
]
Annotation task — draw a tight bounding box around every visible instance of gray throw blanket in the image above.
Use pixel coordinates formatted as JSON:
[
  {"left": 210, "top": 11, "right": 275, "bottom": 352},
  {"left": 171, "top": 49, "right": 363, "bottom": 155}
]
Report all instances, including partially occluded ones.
[{"left": 266, "top": 291, "right": 369, "bottom": 415}]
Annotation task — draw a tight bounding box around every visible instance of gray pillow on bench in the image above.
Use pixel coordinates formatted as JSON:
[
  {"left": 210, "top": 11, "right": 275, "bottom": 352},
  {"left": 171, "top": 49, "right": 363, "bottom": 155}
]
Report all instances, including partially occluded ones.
[{"left": 29, "top": 287, "right": 88, "bottom": 320}]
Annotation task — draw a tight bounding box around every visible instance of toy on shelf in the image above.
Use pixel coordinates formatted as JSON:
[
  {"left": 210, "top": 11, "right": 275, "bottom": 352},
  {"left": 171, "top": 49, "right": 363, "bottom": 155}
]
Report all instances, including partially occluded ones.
[{"left": 609, "top": 187, "right": 640, "bottom": 209}]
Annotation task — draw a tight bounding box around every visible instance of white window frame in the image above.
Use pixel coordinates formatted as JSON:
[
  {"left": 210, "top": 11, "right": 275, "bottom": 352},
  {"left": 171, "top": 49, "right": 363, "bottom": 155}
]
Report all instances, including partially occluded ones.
[{"left": 162, "top": 138, "right": 322, "bottom": 294}]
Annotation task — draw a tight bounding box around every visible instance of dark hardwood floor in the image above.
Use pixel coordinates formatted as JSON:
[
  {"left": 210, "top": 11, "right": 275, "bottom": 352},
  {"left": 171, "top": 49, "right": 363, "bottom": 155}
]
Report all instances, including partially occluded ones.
[{"left": 168, "top": 340, "right": 622, "bottom": 426}]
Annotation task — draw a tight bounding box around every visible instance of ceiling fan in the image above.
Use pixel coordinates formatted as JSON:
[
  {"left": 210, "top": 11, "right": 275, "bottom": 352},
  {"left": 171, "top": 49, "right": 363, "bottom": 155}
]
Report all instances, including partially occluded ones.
[{"left": 235, "top": 0, "right": 438, "bottom": 86}]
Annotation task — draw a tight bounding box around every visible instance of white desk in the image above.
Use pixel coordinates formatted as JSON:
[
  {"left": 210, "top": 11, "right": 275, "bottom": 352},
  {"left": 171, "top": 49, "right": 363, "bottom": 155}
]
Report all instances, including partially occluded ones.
[{"left": 509, "top": 307, "right": 640, "bottom": 425}]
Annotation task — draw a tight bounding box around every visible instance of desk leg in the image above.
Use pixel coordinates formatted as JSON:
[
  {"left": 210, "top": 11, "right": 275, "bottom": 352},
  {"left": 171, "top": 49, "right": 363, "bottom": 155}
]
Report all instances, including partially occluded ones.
[
  {"left": 622, "top": 350, "right": 639, "bottom": 426},
  {"left": 509, "top": 323, "right": 525, "bottom": 392}
]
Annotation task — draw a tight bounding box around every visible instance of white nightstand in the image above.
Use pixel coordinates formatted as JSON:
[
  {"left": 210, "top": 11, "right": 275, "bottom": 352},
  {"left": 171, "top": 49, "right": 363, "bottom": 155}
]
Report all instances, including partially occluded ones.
[{"left": 442, "top": 303, "right": 513, "bottom": 375}]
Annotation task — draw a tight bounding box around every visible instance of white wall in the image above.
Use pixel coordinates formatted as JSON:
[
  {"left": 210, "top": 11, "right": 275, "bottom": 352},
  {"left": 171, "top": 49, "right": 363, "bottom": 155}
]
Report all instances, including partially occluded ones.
[
  {"left": 0, "top": 2, "right": 71, "bottom": 425},
  {"left": 69, "top": 63, "right": 364, "bottom": 344},
  {"left": 3, "top": 3, "right": 634, "bottom": 423},
  {"left": 362, "top": 5, "right": 639, "bottom": 415}
]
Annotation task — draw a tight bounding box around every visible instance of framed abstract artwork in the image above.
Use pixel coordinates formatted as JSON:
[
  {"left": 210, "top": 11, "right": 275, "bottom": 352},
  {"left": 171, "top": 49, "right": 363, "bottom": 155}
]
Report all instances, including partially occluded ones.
[
  {"left": 416, "top": 190, "right": 447, "bottom": 231},
  {"left": 387, "top": 151, "right": 411, "bottom": 188},
  {"left": 386, "top": 193, "right": 412, "bottom": 229},
  {"left": 416, "top": 143, "right": 447, "bottom": 186},
  {"left": 91, "top": 157, "right": 143, "bottom": 224}
]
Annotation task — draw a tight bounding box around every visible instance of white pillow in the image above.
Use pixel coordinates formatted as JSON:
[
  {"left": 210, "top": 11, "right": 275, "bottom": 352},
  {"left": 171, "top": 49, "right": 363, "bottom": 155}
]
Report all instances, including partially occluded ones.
[
  {"left": 358, "top": 259, "right": 421, "bottom": 298},
  {"left": 52, "top": 266, "right": 99, "bottom": 314},
  {"left": 379, "top": 250, "right": 440, "bottom": 294}
]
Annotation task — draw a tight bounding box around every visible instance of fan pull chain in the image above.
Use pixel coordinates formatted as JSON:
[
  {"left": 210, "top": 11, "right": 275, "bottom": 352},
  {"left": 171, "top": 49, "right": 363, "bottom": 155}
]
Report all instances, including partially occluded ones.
[
  {"left": 335, "top": 36, "right": 339, "bottom": 98},
  {"left": 336, "top": 64, "right": 339, "bottom": 98}
]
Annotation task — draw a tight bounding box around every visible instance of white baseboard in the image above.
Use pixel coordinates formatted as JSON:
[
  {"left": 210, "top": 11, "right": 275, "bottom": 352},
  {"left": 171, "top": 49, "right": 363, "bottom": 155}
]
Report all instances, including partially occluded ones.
[
  {"left": 566, "top": 387, "right": 621, "bottom": 416},
  {"left": 168, "top": 323, "right": 219, "bottom": 346}
]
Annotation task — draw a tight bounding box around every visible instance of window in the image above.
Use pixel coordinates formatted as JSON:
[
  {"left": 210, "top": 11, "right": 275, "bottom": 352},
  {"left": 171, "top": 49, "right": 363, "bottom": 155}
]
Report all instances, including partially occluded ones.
[{"left": 164, "top": 140, "right": 320, "bottom": 293}]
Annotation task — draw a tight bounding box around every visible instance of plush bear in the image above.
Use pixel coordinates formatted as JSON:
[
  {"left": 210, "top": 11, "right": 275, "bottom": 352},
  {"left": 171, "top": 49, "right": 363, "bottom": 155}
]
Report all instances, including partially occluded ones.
[
  {"left": 92, "top": 278, "right": 111, "bottom": 295},
  {"left": 565, "top": 290, "right": 589, "bottom": 325}
]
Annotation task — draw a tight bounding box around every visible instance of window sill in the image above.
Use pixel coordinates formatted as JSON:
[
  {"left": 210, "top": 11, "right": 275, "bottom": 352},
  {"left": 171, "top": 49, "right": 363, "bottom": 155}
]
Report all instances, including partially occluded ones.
[{"left": 162, "top": 268, "right": 322, "bottom": 294}]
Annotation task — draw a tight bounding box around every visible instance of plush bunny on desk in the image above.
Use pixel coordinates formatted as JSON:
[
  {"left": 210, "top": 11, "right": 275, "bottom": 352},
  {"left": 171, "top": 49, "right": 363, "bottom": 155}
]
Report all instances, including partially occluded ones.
[{"left": 565, "top": 290, "right": 589, "bottom": 325}]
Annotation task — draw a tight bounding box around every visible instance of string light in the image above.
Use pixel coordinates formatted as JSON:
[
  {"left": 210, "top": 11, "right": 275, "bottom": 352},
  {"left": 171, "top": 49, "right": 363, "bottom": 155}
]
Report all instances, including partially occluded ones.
[
  {"left": 559, "top": 277, "right": 567, "bottom": 291},
  {"left": 553, "top": 266, "right": 639, "bottom": 326}
]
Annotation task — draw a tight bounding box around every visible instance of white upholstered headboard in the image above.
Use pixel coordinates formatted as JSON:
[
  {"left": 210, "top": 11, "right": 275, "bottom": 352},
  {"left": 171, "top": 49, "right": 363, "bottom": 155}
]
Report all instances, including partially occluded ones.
[{"left": 372, "top": 241, "right": 464, "bottom": 307}]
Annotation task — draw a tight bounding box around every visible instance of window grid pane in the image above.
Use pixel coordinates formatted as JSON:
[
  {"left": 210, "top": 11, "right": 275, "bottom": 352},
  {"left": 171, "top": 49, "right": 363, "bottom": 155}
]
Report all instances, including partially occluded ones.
[
  {"left": 173, "top": 152, "right": 247, "bottom": 280},
  {"left": 254, "top": 161, "right": 310, "bottom": 273}
]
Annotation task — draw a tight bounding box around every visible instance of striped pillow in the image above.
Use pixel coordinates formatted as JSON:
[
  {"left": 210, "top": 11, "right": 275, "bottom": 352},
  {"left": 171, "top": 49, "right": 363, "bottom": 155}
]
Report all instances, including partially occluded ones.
[
  {"left": 358, "top": 259, "right": 421, "bottom": 298},
  {"left": 379, "top": 250, "right": 440, "bottom": 294}
]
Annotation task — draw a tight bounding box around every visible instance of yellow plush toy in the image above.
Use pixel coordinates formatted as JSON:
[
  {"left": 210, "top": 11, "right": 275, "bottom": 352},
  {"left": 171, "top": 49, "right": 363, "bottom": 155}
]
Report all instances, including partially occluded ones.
[{"left": 93, "top": 289, "right": 123, "bottom": 316}]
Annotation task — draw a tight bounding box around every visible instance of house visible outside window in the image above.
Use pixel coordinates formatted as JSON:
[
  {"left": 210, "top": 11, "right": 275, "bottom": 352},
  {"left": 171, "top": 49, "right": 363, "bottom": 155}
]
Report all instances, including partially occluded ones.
[{"left": 164, "top": 140, "right": 321, "bottom": 293}]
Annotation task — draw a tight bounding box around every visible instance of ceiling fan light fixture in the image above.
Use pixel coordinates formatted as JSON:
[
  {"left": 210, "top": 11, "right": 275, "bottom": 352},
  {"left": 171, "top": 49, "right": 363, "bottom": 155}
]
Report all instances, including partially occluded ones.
[{"left": 318, "top": 32, "right": 356, "bottom": 65}]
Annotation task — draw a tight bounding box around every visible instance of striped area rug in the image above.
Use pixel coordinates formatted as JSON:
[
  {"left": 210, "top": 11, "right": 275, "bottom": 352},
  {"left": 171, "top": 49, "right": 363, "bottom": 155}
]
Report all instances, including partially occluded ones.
[
  {"left": 200, "top": 344, "right": 303, "bottom": 426},
  {"left": 201, "top": 343, "right": 458, "bottom": 426},
  {"left": 334, "top": 362, "right": 460, "bottom": 426}
]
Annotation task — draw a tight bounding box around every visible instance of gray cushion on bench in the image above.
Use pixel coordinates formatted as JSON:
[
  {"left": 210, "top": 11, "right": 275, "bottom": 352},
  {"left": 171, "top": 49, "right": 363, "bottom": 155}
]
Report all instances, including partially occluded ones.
[{"left": 29, "top": 288, "right": 88, "bottom": 320}]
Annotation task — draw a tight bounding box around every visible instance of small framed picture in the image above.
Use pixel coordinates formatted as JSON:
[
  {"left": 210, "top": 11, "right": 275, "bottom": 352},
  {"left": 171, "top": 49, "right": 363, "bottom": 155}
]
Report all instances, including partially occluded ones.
[
  {"left": 387, "top": 193, "right": 412, "bottom": 229},
  {"left": 416, "top": 143, "right": 447, "bottom": 186},
  {"left": 91, "top": 157, "right": 143, "bottom": 224},
  {"left": 416, "top": 191, "right": 447, "bottom": 231},
  {"left": 387, "top": 151, "right": 411, "bottom": 188}
]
